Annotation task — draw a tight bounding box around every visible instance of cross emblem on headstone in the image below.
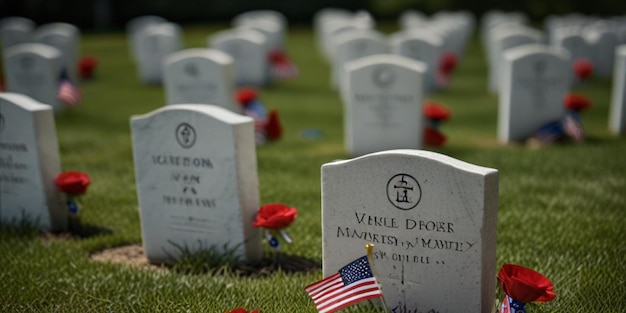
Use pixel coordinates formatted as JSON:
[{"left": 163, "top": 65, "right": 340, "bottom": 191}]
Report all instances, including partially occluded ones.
[{"left": 175, "top": 123, "right": 196, "bottom": 148}]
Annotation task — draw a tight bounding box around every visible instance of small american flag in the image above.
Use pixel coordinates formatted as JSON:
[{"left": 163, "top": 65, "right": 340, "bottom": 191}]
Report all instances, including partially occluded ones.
[
  {"left": 563, "top": 113, "right": 584, "bottom": 142},
  {"left": 305, "top": 256, "right": 383, "bottom": 313},
  {"left": 533, "top": 120, "right": 563, "bottom": 144},
  {"left": 499, "top": 295, "right": 525, "bottom": 313},
  {"left": 57, "top": 79, "right": 81, "bottom": 107},
  {"left": 272, "top": 62, "right": 298, "bottom": 80}
]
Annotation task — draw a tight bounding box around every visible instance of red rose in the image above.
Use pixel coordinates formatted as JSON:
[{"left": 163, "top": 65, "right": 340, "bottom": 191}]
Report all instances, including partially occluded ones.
[
  {"left": 423, "top": 101, "right": 451, "bottom": 121},
  {"left": 55, "top": 171, "right": 90, "bottom": 195},
  {"left": 573, "top": 58, "right": 593, "bottom": 80},
  {"left": 78, "top": 56, "right": 98, "bottom": 79},
  {"left": 268, "top": 49, "right": 288, "bottom": 64},
  {"left": 423, "top": 126, "right": 447, "bottom": 147},
  {"left": 252, "top": 203, "right": 297, "bottom": 230},
  {"left": 235, "top": 88, "right": 258, "bottom": 106},
  {"left": 265, "top": 109, "right": 282, "bottom": 141},
  {"left": 439, "top": 52, "right": 457, "bottom": 75},
  {"left": 226, "top": 309, "right": 259, "bottom": 313},
  {"left": 498, "top": 264, "right": 556, "bottom": 303},
  {"left": 563, "top": 93, "right": 591, "bottom": 112}
]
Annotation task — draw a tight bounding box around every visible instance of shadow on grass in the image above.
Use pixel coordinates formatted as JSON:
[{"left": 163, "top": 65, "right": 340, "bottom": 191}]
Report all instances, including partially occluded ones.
[
  {"left": 67, "top": 218, "right": 113, "bottom": 239},
  {"left": 0, "top": 215, "right": 112, "bottom": 240},
  {"left": 90, "top": 243, "right": 321, "bottom": 278},
  {"left": 239, "top": 254, "right": 322, "bottom": 278}
]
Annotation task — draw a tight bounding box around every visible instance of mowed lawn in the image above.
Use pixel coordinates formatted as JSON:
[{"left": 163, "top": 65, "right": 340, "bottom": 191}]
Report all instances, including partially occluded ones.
[{"left": 1, "top": 22, "right": 625, "bottom": 312}]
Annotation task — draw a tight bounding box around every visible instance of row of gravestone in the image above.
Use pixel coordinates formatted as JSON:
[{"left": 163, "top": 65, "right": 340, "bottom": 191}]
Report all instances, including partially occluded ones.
[
  {"left": 0, "top": 91, "right": 499, "bottom": 313},
  {"left": 0, "top": 18, "right": 80, "bottom": 84},
  {"left": 313, "top": 9, "right": 474, "bottom": 157},
  {"left": 482, "top": 12, "right": 626, "bottom": 138},
  {"left": 315, "top": 8, "right": 474, "bottom": 93},
  {"left": 0, "top": 18, "right": 81, "bottom": 112},
  {"left": 483, "top": 11, "right": 626, "bottom": 94},
  {"left": 128, "top": 11, "right": 288, "bottom": 87}
]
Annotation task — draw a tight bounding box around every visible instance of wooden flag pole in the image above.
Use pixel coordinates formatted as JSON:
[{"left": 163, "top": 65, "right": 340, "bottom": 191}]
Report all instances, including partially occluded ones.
[{"left": 365, "top": 243, "right": 392, "bottom": 313}]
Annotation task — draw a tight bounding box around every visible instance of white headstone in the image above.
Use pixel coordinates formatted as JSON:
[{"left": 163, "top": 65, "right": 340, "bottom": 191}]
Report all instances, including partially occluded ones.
[
  {"left": 321, "top": 149, "right": 499, "bottom": 313},
  {"left": 163, "top": 48, "right": 239, "bottom": 113},
  {"left": 609, "top": 45, "right": 626, "bottom": 134},
  {"left": 332, "top": 29, "right": 389, "bottom": 90},
  {"left": 32, "top": 23, "right": 81, "bottom": 84},
  {"left": 585, "top": 25, "right": 619, "bottom": 77},
  {"left": 344, "top": 54, "right": 426, "bottom": 156},
  {"left": 489, "top": 27, "right": 543, "bottom": 93},
  {"left": 130, "top": 104, "right": 262, "bottom": 264},
  {"left": 209, "top": 29, "right": 270, "bottom": 87},
  {"left": 321, "top": 20, "right": 360, "bottom": 61},
  {"left": 3, "top": 43, "right": 63, "bottom": 112},
  {"left": 390, "top": 30, "right": 443, "bottom": 91},
  {"left": 233, "top": 10, "right": 287, "bottom": 32},
  {"left": 0, "top": 17, "right": 35, "bottom": 51},
  {"left": 0, "top": 92, "right": 65, "bottom": 231},
  {"left": 126, "top": 15, "right": 168, "bottom": 60},
  {"left": 314, "top": 9, "right": 354, "bottom": 57},
  {"left": 498, "top": 45, "right": 570, "bottom": 143},
  {"left": 134, "top": 22, "right": 183, "bottom": 85},
  {"left": 236, "top": 17, "right": 285, "bottom": 51},
  {"left": 398, "top": 10, "right": 428, "bottom": 30},
  {"left": 127, "top": 15, "right": 168, "bottom": 35},
  {"left": 551, "top": 27, "right": 592, "bottom": 84},
  {"left": 551, "top": 27, "right": 591, "bottom": 61}
]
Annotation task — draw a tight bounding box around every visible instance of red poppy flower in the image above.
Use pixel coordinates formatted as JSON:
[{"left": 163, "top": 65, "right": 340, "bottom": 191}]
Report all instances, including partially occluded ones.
[
  {"left": 55, "top": 171, "right": 91, "bottom": 195},
  {"left": 573, "top": 58, "right": 593, "bottom": 80},
  {"left": 439, "top": 52, "right": 458, "bottom": 75},
  {"left": 423, "top": 101, "right": 451, "bottom": 121},
  {"left": 266, "top": 109, "right": 282, "bottom": 141},
  {"left": 423, "top": 126, "right": 447, "bottom": 147},
  {"left": 252, "top": 203, "right": 297, "bottom": 230},
  {"left": 78, "top": 56, "right": 99, "bottom": 79},
  {"left": 235, "top": 88, "right": 258, "bottom": 106},
  {"left": 563, "top": 93, "right": 591, "bottom": 112},
  {"left": 268, "top": 49, "right": 288, "bottom": 64},
  {"left": 498, "top": 264, "right": 556, "bottom": 303},
  {"left": 226, "top": 308, "right": 259, "bottom": 313}
]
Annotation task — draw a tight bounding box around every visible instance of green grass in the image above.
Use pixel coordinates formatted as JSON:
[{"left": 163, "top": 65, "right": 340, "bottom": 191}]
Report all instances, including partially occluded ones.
[{"left": 1, "top": 23, "right": 625, "bottom": 312}]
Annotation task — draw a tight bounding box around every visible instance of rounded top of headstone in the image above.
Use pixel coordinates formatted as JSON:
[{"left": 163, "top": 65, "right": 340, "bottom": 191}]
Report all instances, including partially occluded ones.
[
  {"left": 138, "top": 22, "right": 181, "bottom": 37},
  {"left": 131, "top": 104, "right": 253, "bottom": 126},
  {"left": 333, "top": 28, "right": 386, "bottom": 46},
  {"left": 232, "top": 10, "right": 287, "bottom": 29},
  {"left": 34, "top": 22, "right": 80, "bottom": 36},
  {"left": 0, "top": 92, "right": 52, "bottom": 112},
  {"left": 5, "top": 42, "right": 62, "bottom": 59},
  {"left": 165, "top": 48, "right": 233, "bottom": 65},
  {"left": 209, "top": 28, "right": 267, "bottom": 46},
  {"left": 390, "top": 29, "right": 444, "bottom": 47},
  {"left": 126, "top": 15, "right": 167, "bottom": 34},
  {"left": 345, "top": 54, "right": 427, "bottom": 74},
  {"left": 503, "top": 43, "right": 569, "bottom": 62},
  {"left": 324, "top": 149, "right": 498, "bottom": 176},
  {"left": 0, "top": 17, "right": 35, "bottom": 30}
]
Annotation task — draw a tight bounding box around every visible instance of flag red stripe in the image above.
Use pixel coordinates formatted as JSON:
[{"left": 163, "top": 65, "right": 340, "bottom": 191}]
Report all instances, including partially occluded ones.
[
  {"left": 319, "top": 291, "right": 384, "bottom": 313},
  {"left": 305, "top": 273, "right": 340, "bottom": 294},
  {"left": 316, "top": 283, "right": 382, "bottom": 311},
  {"left": 310, "top": 280, "right": 345, "bottom": 301},
  {"left": 312, "top": 278, "right": 378, "bottom": 304}
]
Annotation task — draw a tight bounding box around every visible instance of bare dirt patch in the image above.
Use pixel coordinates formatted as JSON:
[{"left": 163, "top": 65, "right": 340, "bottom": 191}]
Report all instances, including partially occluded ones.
[
  {"left": 90, "top": 244, "right": 167, "bottom": 271},
  {"left": 89, "top": 244, "right": 321, "bottom": 276}
]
